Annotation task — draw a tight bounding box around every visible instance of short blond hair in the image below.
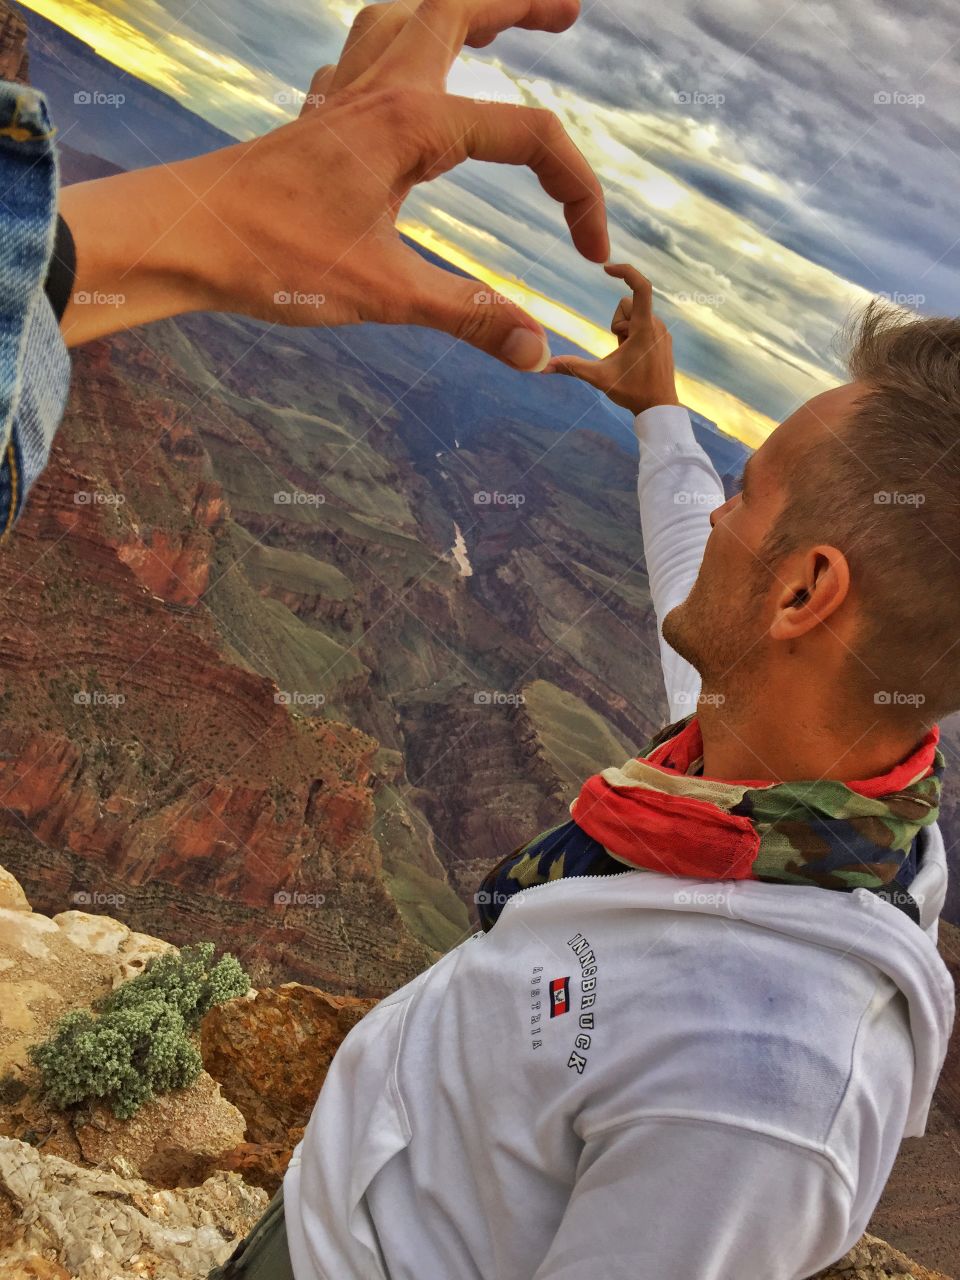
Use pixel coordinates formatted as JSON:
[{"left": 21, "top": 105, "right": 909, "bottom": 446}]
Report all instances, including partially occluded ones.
[{"left": 756, "top": 298, "right": 960, "bottom": 725}]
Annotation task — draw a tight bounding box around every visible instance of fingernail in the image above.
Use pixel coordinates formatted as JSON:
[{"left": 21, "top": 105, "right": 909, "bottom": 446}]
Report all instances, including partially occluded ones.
[{"left": 502, "top": 328, "right": 550, "bottom": 372}]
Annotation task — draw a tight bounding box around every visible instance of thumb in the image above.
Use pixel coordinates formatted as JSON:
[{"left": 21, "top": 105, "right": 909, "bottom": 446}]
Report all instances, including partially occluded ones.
[
  {"left": 409, "top": 261, "right": 551, "bottom": 371},
  {"left": 542, "top": 354, "right": 606, "bottom": 387}
]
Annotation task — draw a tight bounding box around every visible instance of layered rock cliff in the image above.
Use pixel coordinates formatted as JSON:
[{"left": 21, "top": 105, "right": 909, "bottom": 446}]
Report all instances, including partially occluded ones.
[
  {"left": 0, "top": 333, "right": 435, "bottom": 994},
  {"left": 0, "top": 4, "right": 957, "bottom": 1272}
]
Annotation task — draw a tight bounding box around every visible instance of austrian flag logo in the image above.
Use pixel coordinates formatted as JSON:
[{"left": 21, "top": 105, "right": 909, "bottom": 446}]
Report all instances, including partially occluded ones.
[{"left": 549, "top": 976, "right": 571, "bottom": 1018}]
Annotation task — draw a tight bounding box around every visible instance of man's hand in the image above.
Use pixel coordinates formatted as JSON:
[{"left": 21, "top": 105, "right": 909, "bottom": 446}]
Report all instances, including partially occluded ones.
[
  {"left": 58, "top": 0, "right": 608, "bottom": 369},
  {"left": 543, "top": 264, "right": 680, "bottom": 412}
]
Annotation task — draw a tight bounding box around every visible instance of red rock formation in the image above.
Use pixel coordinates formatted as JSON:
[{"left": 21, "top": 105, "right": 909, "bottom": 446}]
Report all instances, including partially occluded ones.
[
  {"left": 201, "top": 983, "right": 376, "bottom": 1192},
  {"left": 0, "top": 338, "right": 432, "bottom": 996},
  {"left": 0, "top": 3, "right": 28, "bottom": 83}
]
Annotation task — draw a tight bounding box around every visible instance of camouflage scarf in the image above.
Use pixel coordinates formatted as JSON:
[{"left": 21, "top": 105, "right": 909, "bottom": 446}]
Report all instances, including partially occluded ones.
[{"left": 477, "top": 714, "right": 943, "bottom": 933}]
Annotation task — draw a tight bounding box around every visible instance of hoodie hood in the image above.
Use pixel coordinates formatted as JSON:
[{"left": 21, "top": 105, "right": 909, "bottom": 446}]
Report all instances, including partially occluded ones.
[{"left": 521, "top": 818, "right": 954, "bottom": 1139}]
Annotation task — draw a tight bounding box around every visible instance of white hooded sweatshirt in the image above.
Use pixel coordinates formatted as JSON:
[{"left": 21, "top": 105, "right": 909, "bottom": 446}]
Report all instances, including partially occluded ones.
[{"left": 283, "top": 405, "right": 955, "bottom": 1280}]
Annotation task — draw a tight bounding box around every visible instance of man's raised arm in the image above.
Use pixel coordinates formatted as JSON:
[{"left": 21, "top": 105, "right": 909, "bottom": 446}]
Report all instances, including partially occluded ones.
[{"left": 545, "top": 265, "right": 725, "bottom": 720}]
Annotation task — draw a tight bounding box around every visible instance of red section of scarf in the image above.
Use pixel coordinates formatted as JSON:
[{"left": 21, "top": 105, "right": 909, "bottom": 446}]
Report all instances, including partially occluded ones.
[{"left": 570, "top": 718, "right": 939, "bottom": 881}]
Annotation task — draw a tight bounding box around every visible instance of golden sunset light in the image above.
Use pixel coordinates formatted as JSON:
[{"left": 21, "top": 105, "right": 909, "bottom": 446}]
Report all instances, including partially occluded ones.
[{"left": 400, "top": 220, "right": 778, "bottom": 446}]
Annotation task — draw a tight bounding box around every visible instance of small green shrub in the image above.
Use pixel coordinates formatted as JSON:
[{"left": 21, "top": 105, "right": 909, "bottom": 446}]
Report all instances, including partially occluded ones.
[{"left": 29, "top": 942, "right": 248, "bottom": 1120}]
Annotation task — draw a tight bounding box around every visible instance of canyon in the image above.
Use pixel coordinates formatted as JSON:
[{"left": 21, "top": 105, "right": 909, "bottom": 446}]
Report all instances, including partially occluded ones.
[{"left": 0, "top": 4, "right": 957, "bottom": 1274}]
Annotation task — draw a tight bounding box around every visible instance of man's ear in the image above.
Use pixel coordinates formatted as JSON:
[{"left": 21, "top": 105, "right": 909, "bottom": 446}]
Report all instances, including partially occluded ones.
[{"left": 768, "top": 545, "right": 850, "bottom": 641}]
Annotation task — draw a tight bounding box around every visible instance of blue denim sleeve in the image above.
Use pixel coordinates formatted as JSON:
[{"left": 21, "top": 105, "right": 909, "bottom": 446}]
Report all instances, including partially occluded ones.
[{"left": 0, "top": 79, "right": 71, "bottom": 536}]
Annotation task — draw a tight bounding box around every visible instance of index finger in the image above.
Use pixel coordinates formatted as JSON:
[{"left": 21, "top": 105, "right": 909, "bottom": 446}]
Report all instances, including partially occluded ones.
[
  {"left": 604, "top": 263, "right": 652, "bottom": 332},
  {"left": 374, "top": 0, "right": 580, "bottom": 87},
  {"left": 440, "top": 97, "right": 609, "bottom": 262}
]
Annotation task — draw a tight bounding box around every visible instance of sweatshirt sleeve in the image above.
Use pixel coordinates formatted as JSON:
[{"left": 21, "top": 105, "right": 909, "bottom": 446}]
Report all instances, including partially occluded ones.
[
  {"left": 532, "top": 1117, "right": 855, "bottom": 1280},
  {"left": 633, "top": 406, "right": 725, "bottom": 721}
]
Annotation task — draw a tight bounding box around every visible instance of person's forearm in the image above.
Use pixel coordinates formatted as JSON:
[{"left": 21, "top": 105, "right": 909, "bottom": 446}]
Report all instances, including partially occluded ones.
[
  {"left": 52, "top": 0, "right": 609, "bottom": 365},
  {"left": 634, "top": 405, "right": 723, "bottom": 716},
  {"left": 57, "top": 151, "right": 239, "bottom": 347}
]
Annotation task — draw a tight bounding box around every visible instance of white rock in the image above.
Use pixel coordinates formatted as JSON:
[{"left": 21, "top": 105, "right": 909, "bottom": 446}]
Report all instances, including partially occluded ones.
[
  {"left": 51, "top": 911, "right": 130, "bottom": 956},
  {"left": 0, "top": 907, "right": 59, "bottom": 959},
  {"left": 112, "top": 929, "right": 176, "bottom": 986},
  {"left": 0, "top": 865, "right": 30, "bottom": 911},
  {"left": 0, "top": 1137, "right": 267, "bottom": 1280}
]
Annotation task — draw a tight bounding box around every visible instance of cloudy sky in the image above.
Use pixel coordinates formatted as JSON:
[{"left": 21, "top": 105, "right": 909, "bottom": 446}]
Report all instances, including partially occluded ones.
[{"left": 22, "top": 0, "right": 960, "bottom": 445}]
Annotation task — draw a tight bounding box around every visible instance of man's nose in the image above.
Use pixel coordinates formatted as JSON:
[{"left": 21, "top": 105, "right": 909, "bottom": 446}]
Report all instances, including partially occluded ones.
[{"left": 710, "top": 493, "right": 737, "bottom": 528}]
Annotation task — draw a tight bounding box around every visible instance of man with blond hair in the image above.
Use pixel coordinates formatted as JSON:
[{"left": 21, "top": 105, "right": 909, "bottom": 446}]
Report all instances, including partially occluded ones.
[{"left": 271, "top": 273, "right": 955, "bottom": 1278}]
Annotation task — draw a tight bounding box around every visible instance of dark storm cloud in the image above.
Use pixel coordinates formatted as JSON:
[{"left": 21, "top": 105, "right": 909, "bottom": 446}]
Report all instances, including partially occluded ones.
[
  {"left": 94, "top": 0, "right": 344, "bottom": 94},
  {"left": 75, "top": 0, "right": 960, "bottom": 428},
  {"left": 494, "top": 0, "right": 960, "bottom": 314},
  {"left": 609, "top": 207, "right": 678, "bottom": 256}
]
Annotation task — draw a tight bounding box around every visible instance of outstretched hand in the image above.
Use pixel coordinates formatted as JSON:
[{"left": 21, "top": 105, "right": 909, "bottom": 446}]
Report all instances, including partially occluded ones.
[
  {"left": 543, "top": 264, "right": 680, "bottom": 412},
  {"left": 60, "top": 0, "right": 608, "bottom": 368}
]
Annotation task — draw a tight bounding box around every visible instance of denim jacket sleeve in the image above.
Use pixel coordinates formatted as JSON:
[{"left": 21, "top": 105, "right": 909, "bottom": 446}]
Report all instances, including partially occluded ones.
[{"left": 0, "top": 79, "right": 71, "bottom": 537}]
